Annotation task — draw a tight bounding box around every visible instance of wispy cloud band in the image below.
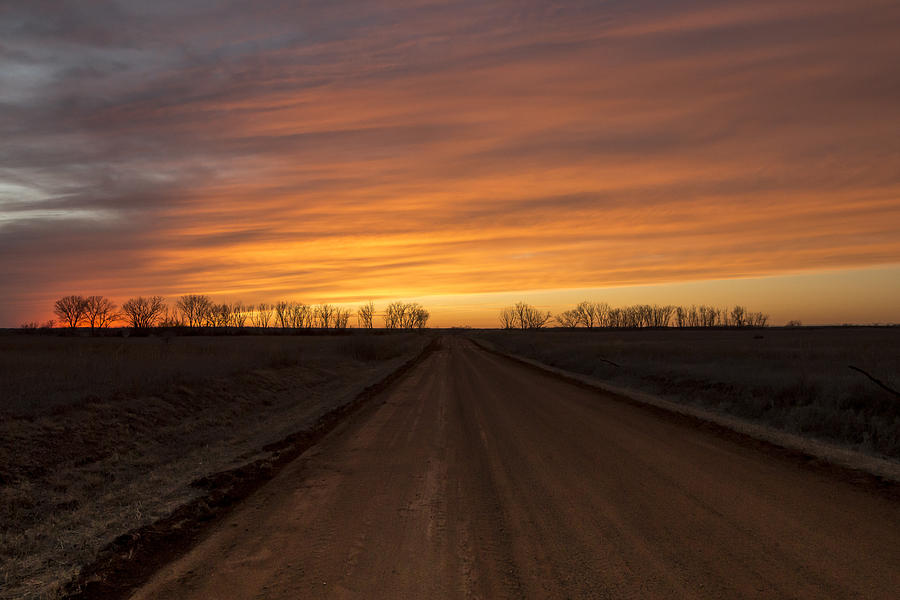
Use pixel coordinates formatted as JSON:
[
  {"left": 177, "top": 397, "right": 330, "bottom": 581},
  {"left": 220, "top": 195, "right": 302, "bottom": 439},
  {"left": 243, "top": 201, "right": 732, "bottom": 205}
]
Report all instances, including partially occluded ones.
[{"left": 1, "top": 0, "right": 899, "bottom": 324}]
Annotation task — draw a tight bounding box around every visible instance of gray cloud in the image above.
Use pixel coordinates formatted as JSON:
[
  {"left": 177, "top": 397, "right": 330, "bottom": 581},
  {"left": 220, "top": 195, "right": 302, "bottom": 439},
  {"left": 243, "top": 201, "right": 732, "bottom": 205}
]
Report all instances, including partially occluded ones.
[{"left": 2, "top": 0, "right": 899, "bottom": 324}]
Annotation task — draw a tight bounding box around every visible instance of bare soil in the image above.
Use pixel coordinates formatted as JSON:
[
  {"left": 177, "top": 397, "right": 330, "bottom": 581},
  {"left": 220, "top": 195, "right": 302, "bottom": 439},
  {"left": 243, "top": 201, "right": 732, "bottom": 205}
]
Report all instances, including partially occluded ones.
[{"left": 130, "top": 336, "right": 900, "bottom": 599}]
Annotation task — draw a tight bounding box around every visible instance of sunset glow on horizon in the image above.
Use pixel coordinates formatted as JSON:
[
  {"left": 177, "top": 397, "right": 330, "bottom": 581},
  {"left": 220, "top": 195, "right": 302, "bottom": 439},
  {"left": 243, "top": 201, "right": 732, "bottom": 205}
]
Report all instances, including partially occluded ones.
[{"left": 2, "top": 0, "right": 899, "bottom": 327}]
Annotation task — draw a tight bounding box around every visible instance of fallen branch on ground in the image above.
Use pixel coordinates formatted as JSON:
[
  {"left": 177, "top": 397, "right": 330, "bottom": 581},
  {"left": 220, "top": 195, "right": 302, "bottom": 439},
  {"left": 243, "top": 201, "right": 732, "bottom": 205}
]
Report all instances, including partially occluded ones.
[{"left": 848, "top": 366, "right": 900, "bottom": 399}]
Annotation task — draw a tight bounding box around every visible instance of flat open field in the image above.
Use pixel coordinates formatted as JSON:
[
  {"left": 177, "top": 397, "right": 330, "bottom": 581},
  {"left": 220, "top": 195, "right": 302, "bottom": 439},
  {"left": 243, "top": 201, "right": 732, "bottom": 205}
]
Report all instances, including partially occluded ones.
[
  {"left": 3, "top": 330, "right": 900, "bottom": 599},
  {"left": 131, "top": 336, "right": 900, "bottom": 599},
  {"left": 0, "top": 332, "right": 429, "bottom": 600},
  {"left": 473, "top": 328, "right": 900, "bottom": 459}
]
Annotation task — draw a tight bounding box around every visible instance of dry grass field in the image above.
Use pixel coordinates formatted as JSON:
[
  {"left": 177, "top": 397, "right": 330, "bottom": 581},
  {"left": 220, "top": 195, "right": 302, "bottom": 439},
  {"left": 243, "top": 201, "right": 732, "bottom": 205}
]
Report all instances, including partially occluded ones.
[
  {"left": 0, "top": 332, "right": 429, "bottom": 600},
  {"left": 472, "top": 328, "right": 900, "bottom": 460}
]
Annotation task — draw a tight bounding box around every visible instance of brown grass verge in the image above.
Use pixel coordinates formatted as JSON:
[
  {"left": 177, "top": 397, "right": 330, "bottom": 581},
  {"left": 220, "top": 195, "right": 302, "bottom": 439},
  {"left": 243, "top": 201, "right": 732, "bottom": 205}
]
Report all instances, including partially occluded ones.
[
  {"left": 62, "top": 337, "right": 439, "bottom": 600},
  {"left": 0, "top": 333, "right": 428, "bottom": 600}
]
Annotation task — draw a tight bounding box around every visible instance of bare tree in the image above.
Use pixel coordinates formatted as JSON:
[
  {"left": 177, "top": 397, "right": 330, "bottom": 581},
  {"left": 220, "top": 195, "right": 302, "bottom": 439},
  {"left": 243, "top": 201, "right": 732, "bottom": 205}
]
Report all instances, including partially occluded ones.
[
  {"left": 176, "top": 294, "right": 212, "bottom": 327},
  {"left": 303, "top": 304, "right": 317, "bottom": 328},
  {"left": 53, "top": 295, "right": 88, "bottom": 329},
  {"left": 405, "top": 303, "right": 429, "bottom": 329},
  {"left": 675, "top": 306, "right": 686, "bottom": 328},
  {"left": 384, "top": 301, "right": 406, "bottom": 329},
  {"left": 204, "top": 303, "right": 230, "bottom": 327},
  {"left": 274, "top": 301, "right": 291, "bottom": 328},
  {"left": 335, "top": 307, "right": 352, "bottom": 329},
  {"left": 650, "top": 304, "right": 675, "bottom": 328},
  {"left": 686, "top": 305, "right": 700, "bottom": 327},
  {"left": 121, "top": 296, "right": 167, "bottom": 328},
  {"left": 607, "top": 308, "right": 623, "bottom": 328},
  {"left": 508, "top": 302, "right": 551, "bottom": 329},
  {"left": 288, "top": 302, "right": 310, "bottom": 328},
  {"left": 555, "top": 309, "right": 580, "bottom": 328},
  {"left": 594, "top": 302, "right": 610, "bottom": 327},
  {"left": 316, "top": 304, "right": 335, "bottom": 328},
  {"left": 158, "top": 304, "right": 184, "bottom": 327},
  {"left": 499, "top": 307, "right": 517, "bottom": 329},
  {"left": 382, "top": 301, "right": 429, "bottom": 329},
  {"left": 83, "top": 295, "right": 119, "bottom": 331},
  {"left": 357, "top": 301, "right": 375, "bottom": 329},
  {"left": 250, "top": 303, "right": 274, "bottom": 328},
  {"left": 230, "top": 301, "right": 249, "bottom": 327},
  {"left": 749, "top": 311, "right": 769, "bottom": 327},
  {"left": 574, "top": 301, "right": 598, "bottom": 328},
  {"left": 730, "top": 305, "right": 747, "bottom": 328},
  {"left": 698, "top": 305, "right": 718, "bottom": 328}
]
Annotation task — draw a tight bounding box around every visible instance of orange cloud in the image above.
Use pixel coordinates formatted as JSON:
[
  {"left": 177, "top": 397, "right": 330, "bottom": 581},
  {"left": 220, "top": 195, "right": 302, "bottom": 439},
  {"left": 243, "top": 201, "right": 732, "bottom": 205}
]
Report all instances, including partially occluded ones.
[{"left": 2, "top": 0, "right": 899, "bottom": 326}]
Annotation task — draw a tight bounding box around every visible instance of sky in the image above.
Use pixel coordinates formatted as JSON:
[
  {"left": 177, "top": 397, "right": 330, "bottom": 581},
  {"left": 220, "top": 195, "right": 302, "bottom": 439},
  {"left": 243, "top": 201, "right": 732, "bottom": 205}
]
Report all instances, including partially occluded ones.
[{"left": 1, "top": 0, "right": 899, "bottom": 327}]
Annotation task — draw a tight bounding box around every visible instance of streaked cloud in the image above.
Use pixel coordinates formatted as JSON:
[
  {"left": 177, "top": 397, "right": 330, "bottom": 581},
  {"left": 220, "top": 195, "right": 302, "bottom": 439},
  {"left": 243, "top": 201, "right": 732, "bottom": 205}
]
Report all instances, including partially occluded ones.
[{"left": 1, "top": 0, "right": 899, "bottom": 325}]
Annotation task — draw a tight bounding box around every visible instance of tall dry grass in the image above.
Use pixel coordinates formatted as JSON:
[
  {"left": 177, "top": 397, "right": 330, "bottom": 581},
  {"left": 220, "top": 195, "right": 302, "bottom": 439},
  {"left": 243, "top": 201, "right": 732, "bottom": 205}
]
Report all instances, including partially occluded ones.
[
  {"left": 0, "top": 332, "right": 427, "bottom": 599},
  {"left": 0, "top": 332, "right": 417, "bottom": 416}
]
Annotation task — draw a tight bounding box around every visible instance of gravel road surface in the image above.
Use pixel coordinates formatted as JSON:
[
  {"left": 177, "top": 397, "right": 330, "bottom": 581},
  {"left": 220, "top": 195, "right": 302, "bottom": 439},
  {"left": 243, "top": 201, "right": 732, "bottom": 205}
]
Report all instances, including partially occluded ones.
[{"left": 131, "top": 336, "right": 900, "bottom": 599}]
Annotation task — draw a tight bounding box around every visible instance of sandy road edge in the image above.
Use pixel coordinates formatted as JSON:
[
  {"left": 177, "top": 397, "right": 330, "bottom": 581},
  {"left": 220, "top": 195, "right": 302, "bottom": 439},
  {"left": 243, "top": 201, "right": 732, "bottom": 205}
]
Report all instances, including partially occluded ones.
[
  {"left": 468, "top": 336, "right": 900, "bottom": 489},
  {"left": 62, "top": 336, "right": 440, "bottom": 600}
]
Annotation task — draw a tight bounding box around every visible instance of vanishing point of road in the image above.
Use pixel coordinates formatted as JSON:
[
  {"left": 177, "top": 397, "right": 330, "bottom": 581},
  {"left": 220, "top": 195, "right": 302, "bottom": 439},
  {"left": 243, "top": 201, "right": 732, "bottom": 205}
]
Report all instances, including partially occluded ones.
[{"left": 132, "top": 337, "right": 900, "bottom": 599}]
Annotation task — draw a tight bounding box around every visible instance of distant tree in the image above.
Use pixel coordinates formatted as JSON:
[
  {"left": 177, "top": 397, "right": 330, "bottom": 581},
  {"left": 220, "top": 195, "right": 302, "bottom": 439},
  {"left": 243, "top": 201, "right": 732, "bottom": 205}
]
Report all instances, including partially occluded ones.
[
  {"left": 730, "top": 305, "right": 747, "bottom": 328},
  {"left": 510, "top": 302, "right": 551, "bottom": 329},
  {"left": 315, "top": 304, "right": 335, "bottom": 328},
  {"left": 607, "top": 308, "right": 623, "bottom": 328},
  {"left": 650, "top": 304, "right": 675, "bottom": 327},
  {"left": 288, "top": 302, "right": 310, "bottom": 328},
  {"left": 121, "top": 296, "right": 166, "bottom": 328},
  {"left": 335, "top": 307, "right": 352, "bottom": 329},
  {"left": 748, "top": 311, "right": 769, "bottom": 328},
  {"left": 303, "top": 304, "right": 317, "bottom": 328},
  {"left": 19, "top": 321, "right": 39, "bottom": 331},
  {"left": 230, "top": 301, "right": 249, "bottom": 327},
  {"left": 698, "top": 305, "right": 719, "bottom": 328},
  {"left": 499, "top": 307, "right": 517, "bottom": 329},
  {"left": 205, "top": 303, "right": 230, "bottom": 327},
  {"left": 274, "top": 301, "right": 291, "bottom": 328},
  {"left": 574, "top": 301, "right": 598, "bottom": 328},
  {"left": 158, "top": 304, "right": 184, "bottom": 327},
  {"left": 84, "top": 295, "right": 119, "bottom": 332},
  {"left": 176, "top": 294, "right": 212, "bottom": 327},
  {"left": 250, "top": 303, "right": 274, "bottom": 328},
  {"left": 785, "top": 319, "right": 802, "bottom": 328},
  {"left": 594, "top": 302, "right": 610, "bottom": 327},
  {"left": 357, "top": 301, "right": 375, "bottom": 329},
  {"left": 383, "top": 301, "right": 405, "bottom": 329},
  {"left": 382, "top": 301, "right": 429, "bottom": 329},
  {"left": 675, "top": 306, "right": 687, "bottom": 328},
  {"left": 406, "top": 303, "right": 429, "bottom": 329},
  {"left": 53, "top": 295, "right": 88, "bottom": 329},
  {"left": 555, "top": 309, "right": 580, "bottom": 328}
]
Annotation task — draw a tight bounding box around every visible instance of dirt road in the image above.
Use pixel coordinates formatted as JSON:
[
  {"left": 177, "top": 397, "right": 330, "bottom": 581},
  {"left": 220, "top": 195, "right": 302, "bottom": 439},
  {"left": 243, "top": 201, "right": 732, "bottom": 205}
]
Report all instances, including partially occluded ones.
[{"left": 132, "top": 337, "right": 900, "bottom": 599}]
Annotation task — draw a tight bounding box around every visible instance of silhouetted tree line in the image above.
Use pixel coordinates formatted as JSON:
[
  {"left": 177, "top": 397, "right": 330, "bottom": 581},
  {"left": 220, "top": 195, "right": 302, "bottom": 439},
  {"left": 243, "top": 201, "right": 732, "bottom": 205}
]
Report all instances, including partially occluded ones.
[
  {"left": 382, "top": 301, "right": 430, "bottom": 330},
  {"left": 501, "top": 301, "right": 769, "bottom": 329},
  {"left": 499, "top": 302, "right": 552, "bottom": 330},
  {"left": 36, "top": 294, "right": 430, "bottom": 332}
]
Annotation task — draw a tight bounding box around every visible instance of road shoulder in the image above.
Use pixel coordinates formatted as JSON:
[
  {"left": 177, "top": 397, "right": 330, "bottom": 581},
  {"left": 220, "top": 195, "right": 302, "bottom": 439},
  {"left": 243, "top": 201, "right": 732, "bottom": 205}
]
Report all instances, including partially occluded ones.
[{"left": 469, "top": 336, "right": 900, "bottom": 488}]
